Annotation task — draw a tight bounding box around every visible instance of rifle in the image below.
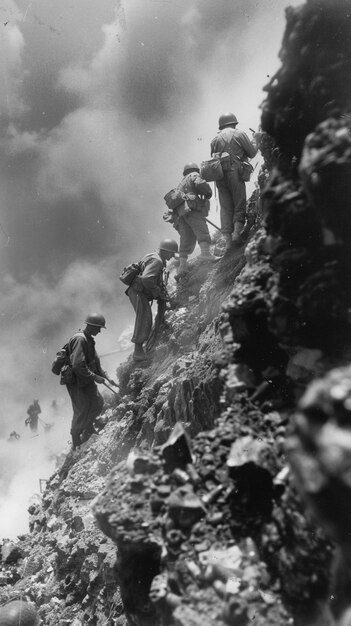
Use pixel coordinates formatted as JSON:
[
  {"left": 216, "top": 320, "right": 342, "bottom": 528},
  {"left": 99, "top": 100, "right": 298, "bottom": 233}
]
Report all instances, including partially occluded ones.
[
  {"left": 102, "top": 381, "right": 119, "bottom": 395},
  {"left": 205, "top": 217, "right": 222, "bottom": 232}
]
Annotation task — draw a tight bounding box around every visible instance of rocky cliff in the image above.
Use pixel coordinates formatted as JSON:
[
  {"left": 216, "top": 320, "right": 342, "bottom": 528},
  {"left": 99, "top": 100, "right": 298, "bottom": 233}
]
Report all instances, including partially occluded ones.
[{"left": 1, "top": 1, "right": 351, "bottom": 625}]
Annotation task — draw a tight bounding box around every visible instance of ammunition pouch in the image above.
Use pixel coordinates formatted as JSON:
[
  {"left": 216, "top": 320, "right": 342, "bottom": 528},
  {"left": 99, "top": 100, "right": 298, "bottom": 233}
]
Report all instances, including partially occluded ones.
[
  {"left": 60, "top": 364, "right": 76, "bottom": 386},
  {"left": 238, "top": 160, "right": 254, "bottom": 182}
]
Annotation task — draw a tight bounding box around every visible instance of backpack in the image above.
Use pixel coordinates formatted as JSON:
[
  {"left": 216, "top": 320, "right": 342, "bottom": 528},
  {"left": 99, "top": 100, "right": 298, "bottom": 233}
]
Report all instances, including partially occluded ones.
[
  {"left": 164, "top": 188, "right": 186, "bottom": 210},
  {"left": 52, "top": 345, "right": 69, "bottom": 375},
  {"left": 238, "top": 159, "right": 254, "bottom": 182},
  {"left": 200, "top": 156, "right": 224, "bottom": 182},
  {"left": 120, "top": 261, "right": 142, "bottom": 286},
  {"left": 52, "top": 332, "right": 87, "bottom": 384},
  {"left": 52, "top": 343, "right": 75, "bottom": 385}
]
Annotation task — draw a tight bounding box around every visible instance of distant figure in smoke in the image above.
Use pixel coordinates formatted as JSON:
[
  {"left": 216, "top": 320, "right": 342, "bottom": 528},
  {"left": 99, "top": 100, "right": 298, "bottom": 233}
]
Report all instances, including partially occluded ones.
[
  {"left": 65, "top": 314, "right": 116, "bottom": 449},
  {"left": 210, "top": 112, "right": 260, "bottom": 250},
  {"left": 25, "top": 399, "right": 41, "bottom": 433},
  {"left": 176, "top": 162, "right": 220, "bottom": 272},
  {"left": 51, "top": 399, "right": 58, "bottom": 412},
  {"left": 8, "top": 430, "right": 20, "bottom": 441},
  {"left": 126, "top": 239, "right": 178, "bottom": 362}
]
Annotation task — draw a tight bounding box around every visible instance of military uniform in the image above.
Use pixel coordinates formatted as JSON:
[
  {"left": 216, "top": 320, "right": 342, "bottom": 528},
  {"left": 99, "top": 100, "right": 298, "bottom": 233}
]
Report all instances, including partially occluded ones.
[
  {"left": 26, "top": 401, "right": 41, "bottom": 433},
  {"left": 66, "top": 331, "right": 106, "bottom": 448},
  {"left": 176, "top": 171, "right": 212, "bottom": 258},
  {"left": 127, "top": 252, "right": 165, "bottom": 346},
  {"left": 211, "top": 127, "right": 258, "bottom": 235}
]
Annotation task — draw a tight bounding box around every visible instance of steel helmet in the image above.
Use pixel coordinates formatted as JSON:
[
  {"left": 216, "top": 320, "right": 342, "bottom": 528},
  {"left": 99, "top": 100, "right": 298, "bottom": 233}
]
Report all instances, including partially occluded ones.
[
  {"left": 84, "top": 313, "right": 106, "bottom": 329},
  {"left": 0, "top": 600, "right": 40, "bottom": 625},
  {"left": 218, "top": 112, "right": 238, "bottom": 129},
  {"left": 159, "top": 239, "right": 179, "bottom": 255},
  {"left": 183, "top": 162, "right": 200, "bottom": 176}
]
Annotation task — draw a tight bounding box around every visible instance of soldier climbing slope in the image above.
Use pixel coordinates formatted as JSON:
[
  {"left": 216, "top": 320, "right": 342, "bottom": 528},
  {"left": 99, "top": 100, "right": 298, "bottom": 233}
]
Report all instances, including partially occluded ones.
[
  {"left": 176, "top": 162, "right": 220, "bottom": 272},
  {"left": 126, "top": 239, "right": 178, "bottom": 362},
  {"left": 210, "top": 112, "right": 261, "bottom": 251},
  {"left": 64, "top": 314, "right": 117, "bottom": 449}
]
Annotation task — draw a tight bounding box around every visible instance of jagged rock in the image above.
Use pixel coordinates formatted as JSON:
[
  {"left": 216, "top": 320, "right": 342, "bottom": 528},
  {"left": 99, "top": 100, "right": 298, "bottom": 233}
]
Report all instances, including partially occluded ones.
[
  {"left": 286, "top": 347, "right": 323, "bottom": 385},
  {"left": 261, "top": 0, "right": 351, "bottom": 159},
  {"left": 289, "top": 365, "right": 351, "bottom": 546},
  {"left": 161, "top": 423, "right": 193, "bottom": 472},
  {"left": 226, "top": 436, "right": 276, "bottom": 476},
  {"left": 166, "top": 484, "right": 206, "bottom": 529},
  {"left": 127, "top": 450, "right": 160, "bottom": 476},
  {"left": 299, "top": 116, "right": 351, "bottom": 244},
  {"left": 1, "top": 541, "right": 24, "bottom": 565}
]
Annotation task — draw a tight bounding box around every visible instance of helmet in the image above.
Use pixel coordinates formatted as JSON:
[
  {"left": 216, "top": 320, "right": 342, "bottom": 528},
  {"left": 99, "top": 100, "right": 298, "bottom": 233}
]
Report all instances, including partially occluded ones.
[
  {"left": 218, "top": 112, "right": 238, "bottom": 129},
  {"left": 183, "top": 162, "right": 200, "bottom": 176},
  {"left": 84, "top": 313, "right": 106, "bottom": 329},
  {"left": 0, "top": 600, "right": 39, "bottom": 626},
  {"left": 159, "top": 239, "right": 179, "bottom": 255}
]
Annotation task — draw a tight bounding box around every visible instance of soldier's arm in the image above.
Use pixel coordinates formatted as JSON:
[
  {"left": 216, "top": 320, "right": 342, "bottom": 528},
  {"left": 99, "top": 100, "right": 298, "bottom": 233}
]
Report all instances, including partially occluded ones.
[
  {"left": 194, "top": 175, "right": 213, "bottom": 198},
  {"left": 236, "top": 129, "right": 258, "bottom": 159},
  {"left": 94, "top": 354, "right": 109, "bottom": 380},
  {"left": 140, "top": 257, "right": 163, "bottom": 298}
]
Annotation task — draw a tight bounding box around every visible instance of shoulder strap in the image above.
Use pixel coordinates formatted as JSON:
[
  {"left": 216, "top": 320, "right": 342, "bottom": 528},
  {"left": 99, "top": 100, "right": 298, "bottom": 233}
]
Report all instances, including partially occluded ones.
[
  {"left": 223, "top": 130, "right": 243, "bottom": 162},
  {"left": 67, "top": 331, "right": 87, "bottom": 355}
]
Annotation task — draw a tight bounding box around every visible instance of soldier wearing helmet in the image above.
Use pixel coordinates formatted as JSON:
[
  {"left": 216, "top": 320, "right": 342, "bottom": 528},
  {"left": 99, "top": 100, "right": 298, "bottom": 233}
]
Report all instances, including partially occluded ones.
[
  {"left": 64, "top": 313, "right": 116, "bottom": 449},
  {"left": 25, "top": 399, "right": 41, "bottom": 433},
  {"left": 127, "top": 239, "right": 179, "bottom": 362},
  {"left": 174, "top": 162, "right": 220, "bottom": 272},
  {"left": 211, "top": 112, "right": 260, "bottom": 250},
  {"left": 0, "top": 599, "right": 39, "bottom": 625}
]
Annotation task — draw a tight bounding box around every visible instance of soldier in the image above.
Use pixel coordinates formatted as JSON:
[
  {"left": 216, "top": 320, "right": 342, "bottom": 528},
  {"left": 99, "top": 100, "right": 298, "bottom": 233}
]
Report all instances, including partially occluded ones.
[
  {"left": 65, "top": 313, "right": 116, "bottom": 449},
  {"left": 0, "top": 600, "right": 39, "bottom": 625},
  {"left": 177, "top": 162, "right": 219, "bottom": 272},
  {"left": 25, "top": 399, "right": 41, "bottom": 433},
  {"left": 210, "top": 112, "right": 260, "bottom": 250},
  {"left": 127, "top": 239, "right": 178, "bottom": 362}
]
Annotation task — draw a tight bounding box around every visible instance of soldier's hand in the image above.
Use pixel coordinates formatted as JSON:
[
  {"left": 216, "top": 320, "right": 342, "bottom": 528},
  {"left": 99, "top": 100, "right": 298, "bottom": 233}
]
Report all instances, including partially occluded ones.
[
  {"left": 94, "top": 375, "right": 105, "bottom": 384},
  {"left": 108, "top": 378, "right": 119, "bottom": 387}
]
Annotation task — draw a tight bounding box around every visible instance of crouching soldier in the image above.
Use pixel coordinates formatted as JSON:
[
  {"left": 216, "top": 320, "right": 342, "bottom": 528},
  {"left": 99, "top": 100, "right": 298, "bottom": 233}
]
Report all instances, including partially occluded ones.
[
  {"left": 127, "top": 239, "right": 178, "bottom": 362},
  {"left": 65, "top": 313, "right": 115, "bottom": 449},
  {"left": 177, "top": 162, "right": 220, "bottom": 272}
]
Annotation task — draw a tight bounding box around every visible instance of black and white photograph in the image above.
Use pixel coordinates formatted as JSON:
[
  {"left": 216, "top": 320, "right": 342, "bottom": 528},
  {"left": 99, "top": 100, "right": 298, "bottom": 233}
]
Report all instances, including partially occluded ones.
[{"left": 0, "top": 0, "right": 350, "bottom": 624}]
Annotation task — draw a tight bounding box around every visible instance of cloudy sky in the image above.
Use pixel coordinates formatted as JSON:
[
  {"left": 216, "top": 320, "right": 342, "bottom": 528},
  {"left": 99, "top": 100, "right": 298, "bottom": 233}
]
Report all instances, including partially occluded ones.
[{"left": 0, "top": 0, "right": 305, "bottom": 535}]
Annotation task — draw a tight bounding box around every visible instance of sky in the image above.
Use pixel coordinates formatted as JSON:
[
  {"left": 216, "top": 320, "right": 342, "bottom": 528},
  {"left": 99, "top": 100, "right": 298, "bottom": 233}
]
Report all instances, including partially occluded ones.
[{"left": 0, "top": 0, "right": 304, "bottom": 537}]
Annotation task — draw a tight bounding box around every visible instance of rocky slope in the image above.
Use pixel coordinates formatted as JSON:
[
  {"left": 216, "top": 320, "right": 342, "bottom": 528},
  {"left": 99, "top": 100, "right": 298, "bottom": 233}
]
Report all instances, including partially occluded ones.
[{"left": 1, "top": 1, "right": 351, "bottom": 624}]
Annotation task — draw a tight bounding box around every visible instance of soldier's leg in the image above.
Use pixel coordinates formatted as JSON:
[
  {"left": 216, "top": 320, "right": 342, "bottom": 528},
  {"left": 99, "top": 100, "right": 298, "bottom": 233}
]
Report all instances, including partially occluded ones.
[
  {"left": 186, "top": 211, "right": 211, "bottom": 245},
  {"left": 225, "top": 170, "right": 247, "bottom": 227},
  {"left": 67, "top": 384, "right": 90, "bottom": 448},
  {"left": 217, "top": 180, "right": 235, "bottom": 235},
  {"left": 179, "top": 216, "right": 197, "bottom": 257},
  {"left": 129, "top": 286, "right": 152, "bottom": 345},
  {"left": 80, "top": 384, "right": 104, "bottom": 444}
]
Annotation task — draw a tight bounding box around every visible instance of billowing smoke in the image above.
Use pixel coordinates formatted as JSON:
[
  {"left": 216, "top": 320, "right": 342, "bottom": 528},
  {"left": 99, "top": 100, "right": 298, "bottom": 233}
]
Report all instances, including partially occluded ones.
[{"left": 0, "top": 0, "right": 302, "bottom": 538}]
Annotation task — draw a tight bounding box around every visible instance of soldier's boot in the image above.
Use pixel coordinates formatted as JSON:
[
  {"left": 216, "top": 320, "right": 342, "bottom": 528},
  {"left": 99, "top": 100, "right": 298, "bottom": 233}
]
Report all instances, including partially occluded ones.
[
  {"left": 197, "top": 242, "right": 220, "bottom": 262},
  {"left": 177, "top": 256, "right": 189, "bottom": 273},
  {"left": 232, "top": 221, "right": 244, "bottom": 244},
  {"left": 133, "top": 343, "right": 148, "bottom": 362}
]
